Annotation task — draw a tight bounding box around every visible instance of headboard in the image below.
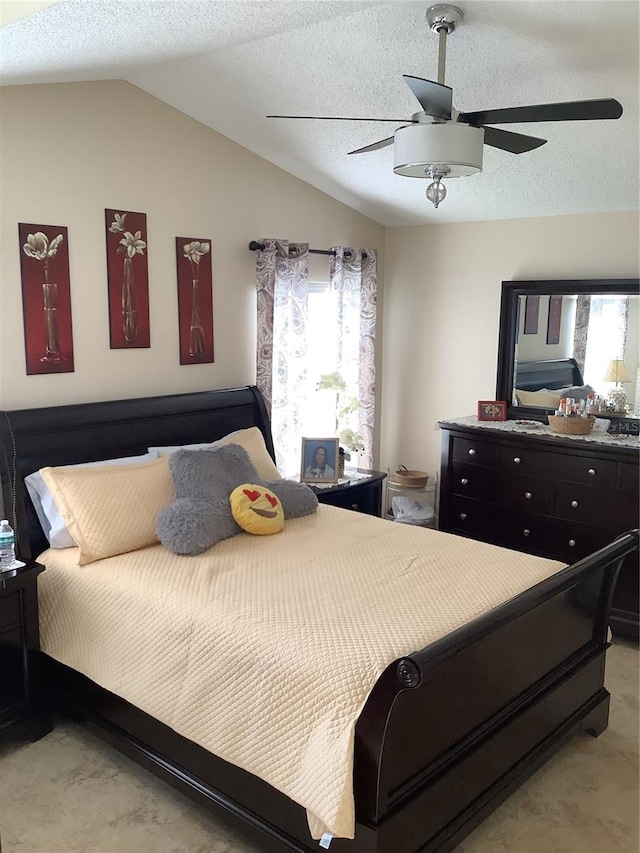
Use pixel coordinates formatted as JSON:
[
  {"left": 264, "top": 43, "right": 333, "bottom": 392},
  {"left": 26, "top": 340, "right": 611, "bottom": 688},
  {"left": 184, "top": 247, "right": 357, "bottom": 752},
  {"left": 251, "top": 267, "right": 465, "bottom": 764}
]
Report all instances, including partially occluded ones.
[
  {"left": 0, "top": 385, "right": 273, "bottom": 561},
  {"left": 515, "top": 358, "right": 584, "bottom": 392}
]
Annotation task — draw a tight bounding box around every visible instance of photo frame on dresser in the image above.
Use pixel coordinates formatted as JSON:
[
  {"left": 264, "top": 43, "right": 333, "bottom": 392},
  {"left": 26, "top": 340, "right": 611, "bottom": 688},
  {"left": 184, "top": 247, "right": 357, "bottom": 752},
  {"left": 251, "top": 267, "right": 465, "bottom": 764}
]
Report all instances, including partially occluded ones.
[{"left": 477, "top": 400, "right": 507, "bottom": 421}]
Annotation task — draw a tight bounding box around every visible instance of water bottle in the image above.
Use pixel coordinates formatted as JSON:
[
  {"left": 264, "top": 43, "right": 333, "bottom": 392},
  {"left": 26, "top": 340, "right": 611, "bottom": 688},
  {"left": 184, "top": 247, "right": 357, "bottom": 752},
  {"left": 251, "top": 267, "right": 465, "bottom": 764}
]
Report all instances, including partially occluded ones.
[{"left": 0, "top": 519, "right": 16, "bottom": 570}]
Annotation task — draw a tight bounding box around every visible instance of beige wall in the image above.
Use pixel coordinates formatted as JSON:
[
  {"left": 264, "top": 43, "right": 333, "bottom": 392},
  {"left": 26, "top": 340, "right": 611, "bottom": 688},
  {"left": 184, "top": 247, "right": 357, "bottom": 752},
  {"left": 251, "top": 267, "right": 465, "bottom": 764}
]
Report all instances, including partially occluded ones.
[
  {"left": 0, "top": 80, "right": 384, "bottom": 414},
  {"left": 380, "top": 211, "right": 640, "bottom": 482},
  {"left": 2, "top": 81, "right": 638, "bottom": 491}
]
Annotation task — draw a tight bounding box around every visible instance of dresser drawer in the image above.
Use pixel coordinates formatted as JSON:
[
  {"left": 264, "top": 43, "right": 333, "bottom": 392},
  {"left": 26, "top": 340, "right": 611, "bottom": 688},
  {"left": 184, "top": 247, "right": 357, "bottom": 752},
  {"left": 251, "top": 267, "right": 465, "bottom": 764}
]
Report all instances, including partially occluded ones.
[
  {"left": 451, "top": 462, "right": 499, "bottom": 500},
  {"left": 500, "top": 472, "right": 554, "bottom": 515},
  {"left": 553, "top": 455, "right": 618, "bottom": 487},
  {"left": 555, "top": 482, "right": 638, "bottom": 529},
  {"left": 500, "top": 445, "right": 560, "bottom": 477},
  {"left": 551, "top": 520, "right": 617, "bottom": 563},
  {"left": 620, "top": 462, "right": 640, "bottom": 495},
  {"left": 501, "top": 509, "right": 556, "bottom": 555},
  {"left": 451, "top": 437, "right": 500, "bottom": 467},
  {"left": 0, "top": 591, "right": 21, "bottom": 634},
  {"left": 449, "top": 497, "right": 502, "bottom": 541}
]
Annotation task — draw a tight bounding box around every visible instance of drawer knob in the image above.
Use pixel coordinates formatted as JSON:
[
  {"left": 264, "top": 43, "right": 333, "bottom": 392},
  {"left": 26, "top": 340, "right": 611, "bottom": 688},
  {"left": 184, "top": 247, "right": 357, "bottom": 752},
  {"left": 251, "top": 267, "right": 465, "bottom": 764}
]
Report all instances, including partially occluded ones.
[
  {"left": 461, "top": 478, "right": 469, "bottom": 486},
  {"left": 459, "top": 512, "right": 467, "bottom": 520},
  {"left": 523, "top": 529, "right": 531, "bottom": 536},
  {"left": 524, "top": 491, "right": 532, "bottom": 500},
  {"left": 468, "top": 449, "right": 476, "bottom": 456},
  {"left": 569, "top": 539, "right": 576, "bottom": 547},
  {"left": 571, "top": 500, "right": 579, "bottom": 508},
  {"left": 513, "top": 456, "right": 521, "bottom": 464},
  {"left": 587, "top": 468, "right": 596, "bottom": 476}
]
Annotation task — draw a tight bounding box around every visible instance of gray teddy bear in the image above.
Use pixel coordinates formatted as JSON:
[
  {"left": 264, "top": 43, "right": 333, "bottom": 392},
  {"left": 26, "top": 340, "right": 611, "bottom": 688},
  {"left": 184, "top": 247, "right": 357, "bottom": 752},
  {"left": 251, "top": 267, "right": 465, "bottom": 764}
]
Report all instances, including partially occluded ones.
[{"left": 156, "top": 443, "right": 318, "bottom": 555}]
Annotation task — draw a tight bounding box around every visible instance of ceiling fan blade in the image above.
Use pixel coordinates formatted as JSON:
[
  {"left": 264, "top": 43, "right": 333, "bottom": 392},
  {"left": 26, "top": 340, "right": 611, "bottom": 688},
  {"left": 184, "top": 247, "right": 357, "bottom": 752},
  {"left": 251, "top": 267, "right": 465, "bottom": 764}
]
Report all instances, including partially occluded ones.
[
  {"left": 266, "top": 115, "right": 416, "bottom": 123},
  {"left": 348, "top": 136, "right": 395, "bottom": 155},
  {"left": 403, "top": 75, "right": 452, "bottom": 120},
  {"left": 481, "top": 126, "right": 547, "bottom": 154},
  {"left": 459, "top": 98, "right": 623, "bottom": 126}
]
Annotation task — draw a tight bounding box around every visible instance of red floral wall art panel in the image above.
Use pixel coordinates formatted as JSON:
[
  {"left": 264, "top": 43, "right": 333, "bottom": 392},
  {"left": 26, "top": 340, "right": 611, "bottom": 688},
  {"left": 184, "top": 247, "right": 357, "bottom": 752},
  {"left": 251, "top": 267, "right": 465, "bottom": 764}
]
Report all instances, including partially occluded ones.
[
  {"left": 175, "top": 237, "right": 214, "bottom": 365},
  {"left": 19, "top": 223, "right": 74, "bottom": 375},
  {"left": 105, "top": 209, "right": 150, "bottom": 348}
]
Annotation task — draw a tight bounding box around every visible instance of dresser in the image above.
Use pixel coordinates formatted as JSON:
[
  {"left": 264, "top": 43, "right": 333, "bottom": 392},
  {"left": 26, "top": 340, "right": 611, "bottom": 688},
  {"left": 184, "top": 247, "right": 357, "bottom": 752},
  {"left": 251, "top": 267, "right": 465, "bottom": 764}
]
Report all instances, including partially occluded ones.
[{"left": 438, "top": 419, "right": 639, "bottom": 639}]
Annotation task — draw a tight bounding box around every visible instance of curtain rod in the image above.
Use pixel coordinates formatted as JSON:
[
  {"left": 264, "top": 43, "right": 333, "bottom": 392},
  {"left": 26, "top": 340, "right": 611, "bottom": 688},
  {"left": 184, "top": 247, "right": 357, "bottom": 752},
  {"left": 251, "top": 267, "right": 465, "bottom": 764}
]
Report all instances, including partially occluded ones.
[{"left": 248, "top": 240, "right": 367, "bottom": 259}]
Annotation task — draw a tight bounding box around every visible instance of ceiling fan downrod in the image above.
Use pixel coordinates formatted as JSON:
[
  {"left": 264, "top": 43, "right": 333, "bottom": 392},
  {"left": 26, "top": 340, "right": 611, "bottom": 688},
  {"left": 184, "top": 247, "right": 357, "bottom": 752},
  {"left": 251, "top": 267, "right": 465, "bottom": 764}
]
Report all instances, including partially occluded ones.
[{"left": 426, "top": 4, "right": 463, "bottom": 85}]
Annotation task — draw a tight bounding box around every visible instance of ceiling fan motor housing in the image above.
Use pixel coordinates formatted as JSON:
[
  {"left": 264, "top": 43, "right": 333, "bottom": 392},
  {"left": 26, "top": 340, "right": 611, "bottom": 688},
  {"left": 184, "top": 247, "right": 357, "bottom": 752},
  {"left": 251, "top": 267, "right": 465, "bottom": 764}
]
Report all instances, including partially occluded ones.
[{"left": 393, "top": 123, "right": 484, "bottom": 178}]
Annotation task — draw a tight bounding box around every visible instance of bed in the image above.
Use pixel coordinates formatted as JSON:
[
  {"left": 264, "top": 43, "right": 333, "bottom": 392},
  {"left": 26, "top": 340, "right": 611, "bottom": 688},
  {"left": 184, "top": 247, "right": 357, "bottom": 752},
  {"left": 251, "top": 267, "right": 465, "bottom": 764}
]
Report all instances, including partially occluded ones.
[
  {"left": 515, "top": 357, "right": 584, "bottom": 393},
  {"left": 1, "top": 385, "right": 637, "bottom": 853}
]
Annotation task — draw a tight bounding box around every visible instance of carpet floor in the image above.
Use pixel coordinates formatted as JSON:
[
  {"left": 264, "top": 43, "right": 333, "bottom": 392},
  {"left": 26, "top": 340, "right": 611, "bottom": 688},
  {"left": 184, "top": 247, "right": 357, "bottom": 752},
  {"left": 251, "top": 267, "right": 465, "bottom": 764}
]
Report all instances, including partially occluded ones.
[{"left": 0, "top": 638, "right": 637, "bottom": 853}]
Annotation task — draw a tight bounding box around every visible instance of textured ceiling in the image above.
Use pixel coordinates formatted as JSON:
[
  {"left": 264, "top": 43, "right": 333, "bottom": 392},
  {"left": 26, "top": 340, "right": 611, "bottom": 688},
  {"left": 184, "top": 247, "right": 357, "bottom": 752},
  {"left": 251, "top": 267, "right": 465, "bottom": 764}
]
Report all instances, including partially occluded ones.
[{"left": 1, "top": 0, "right": 639, "bottom": 226}]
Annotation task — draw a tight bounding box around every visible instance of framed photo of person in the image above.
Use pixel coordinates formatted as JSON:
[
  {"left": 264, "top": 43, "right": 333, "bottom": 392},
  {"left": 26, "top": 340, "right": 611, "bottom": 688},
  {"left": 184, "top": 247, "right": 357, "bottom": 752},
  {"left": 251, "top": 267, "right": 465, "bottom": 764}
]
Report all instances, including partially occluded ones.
[{"left": 300, "top": 437, "right": 339, "bottom": 484}]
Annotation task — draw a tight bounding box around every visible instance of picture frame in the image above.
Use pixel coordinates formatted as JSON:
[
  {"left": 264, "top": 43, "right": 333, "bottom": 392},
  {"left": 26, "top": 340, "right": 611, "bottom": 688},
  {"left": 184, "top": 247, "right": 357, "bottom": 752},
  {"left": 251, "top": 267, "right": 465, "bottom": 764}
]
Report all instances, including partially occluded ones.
[
  {"left": 477, "top": 400, "right": 508, "bottom": 422},
  {"left": 300, "top": 437, "right": 339, "bottom": 483},
  {"left": 19, "top": 223, "right": 75, "bottom": 375},
  {"left": 105, "top": 209, "right": 150, "bottom": 349},
  {"left": 175, "top": 237, "right": 214, "bottom": 365}
]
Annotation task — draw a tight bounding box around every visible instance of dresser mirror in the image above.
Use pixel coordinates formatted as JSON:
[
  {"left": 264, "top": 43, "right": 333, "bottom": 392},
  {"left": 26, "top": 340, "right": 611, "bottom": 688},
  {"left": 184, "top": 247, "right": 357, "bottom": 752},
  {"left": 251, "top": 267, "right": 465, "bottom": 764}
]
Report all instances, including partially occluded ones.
[{"left": 496, "top": 279, "right": 640, "bottom": 422}]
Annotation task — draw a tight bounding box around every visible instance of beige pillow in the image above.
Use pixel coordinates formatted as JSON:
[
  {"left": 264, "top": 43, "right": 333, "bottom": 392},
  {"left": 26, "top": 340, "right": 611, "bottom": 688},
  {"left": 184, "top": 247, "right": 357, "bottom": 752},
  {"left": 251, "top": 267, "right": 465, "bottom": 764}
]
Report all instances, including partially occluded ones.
[
  {"left": 213, "top": 427, "right": 282, "bottom": 480},
  {"left": 39, "top": 456, "right": 174, "bottom": 565},
  {"left": 149, "top": 426, "right": 282, "bottom": 481},
  {"left": 515, "top": 389, "right": 562, "bottom": 408}
]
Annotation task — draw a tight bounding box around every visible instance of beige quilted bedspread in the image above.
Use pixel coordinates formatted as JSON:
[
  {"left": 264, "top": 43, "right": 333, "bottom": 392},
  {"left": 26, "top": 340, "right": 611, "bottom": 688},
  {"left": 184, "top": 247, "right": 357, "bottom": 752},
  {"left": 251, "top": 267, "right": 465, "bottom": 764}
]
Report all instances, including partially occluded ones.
[{"left": 38, "top": 505, "right": 565, "bottom": 840}]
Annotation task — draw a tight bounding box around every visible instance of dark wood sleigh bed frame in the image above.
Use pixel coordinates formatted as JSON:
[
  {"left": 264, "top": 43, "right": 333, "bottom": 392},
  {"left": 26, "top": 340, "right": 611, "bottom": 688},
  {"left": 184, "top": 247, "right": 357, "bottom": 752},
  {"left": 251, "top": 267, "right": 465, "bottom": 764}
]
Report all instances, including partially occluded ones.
[{"left": 1, "top": 385, "right": 638, "bottom": 853}]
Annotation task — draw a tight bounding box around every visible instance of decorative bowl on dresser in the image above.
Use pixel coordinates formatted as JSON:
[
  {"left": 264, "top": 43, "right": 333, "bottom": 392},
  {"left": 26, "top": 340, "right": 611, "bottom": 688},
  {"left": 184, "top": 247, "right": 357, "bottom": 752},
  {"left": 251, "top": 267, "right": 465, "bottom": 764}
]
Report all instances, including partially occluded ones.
[{"left": 438, "top": 419, "right": 639, "bottom": 640}]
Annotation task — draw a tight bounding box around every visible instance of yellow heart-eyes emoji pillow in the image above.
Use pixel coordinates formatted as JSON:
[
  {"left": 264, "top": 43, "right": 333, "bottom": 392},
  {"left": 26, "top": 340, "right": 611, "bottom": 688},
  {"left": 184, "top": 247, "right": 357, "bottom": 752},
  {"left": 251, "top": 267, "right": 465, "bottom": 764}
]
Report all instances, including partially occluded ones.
[{"left": 230, "top": 484, "right": 285, "bottom": 535}]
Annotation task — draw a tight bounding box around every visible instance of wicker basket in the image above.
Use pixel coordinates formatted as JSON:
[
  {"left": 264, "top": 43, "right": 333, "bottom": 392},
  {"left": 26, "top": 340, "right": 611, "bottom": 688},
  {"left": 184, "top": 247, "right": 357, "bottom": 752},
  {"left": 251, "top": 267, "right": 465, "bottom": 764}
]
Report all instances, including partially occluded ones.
[
  {"left": 548, "top": 415, "right": 594, "bottom": 435},
  {"left": 391, "top": 466, "right": 429, "bottom": 488}
]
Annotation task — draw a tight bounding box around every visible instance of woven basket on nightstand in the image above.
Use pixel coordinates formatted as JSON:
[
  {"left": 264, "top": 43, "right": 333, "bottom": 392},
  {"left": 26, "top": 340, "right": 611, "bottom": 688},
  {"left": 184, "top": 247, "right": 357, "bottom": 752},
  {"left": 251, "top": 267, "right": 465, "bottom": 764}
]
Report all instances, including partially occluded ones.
[{"left": 548, "top": 415, "right": 595, "bottom": 435}]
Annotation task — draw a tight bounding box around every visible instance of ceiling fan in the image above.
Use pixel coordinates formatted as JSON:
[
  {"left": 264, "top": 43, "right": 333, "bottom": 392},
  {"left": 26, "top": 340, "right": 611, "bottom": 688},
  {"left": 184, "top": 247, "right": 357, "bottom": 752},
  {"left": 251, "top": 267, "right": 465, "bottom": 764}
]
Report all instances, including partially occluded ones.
[{"left": 267, "top": 4, "right": 623, "bottom": 208}]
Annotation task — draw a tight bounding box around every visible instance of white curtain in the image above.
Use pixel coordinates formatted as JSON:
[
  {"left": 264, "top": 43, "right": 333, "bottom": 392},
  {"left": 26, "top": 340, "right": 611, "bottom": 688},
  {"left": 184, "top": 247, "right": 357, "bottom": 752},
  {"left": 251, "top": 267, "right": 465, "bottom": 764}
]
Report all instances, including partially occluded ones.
[
  {"left": 255, "top": 239, "right": 309, "bottom": 475},
  {"left": 329, "top": 247, "right": 377, "bottom": 470}
]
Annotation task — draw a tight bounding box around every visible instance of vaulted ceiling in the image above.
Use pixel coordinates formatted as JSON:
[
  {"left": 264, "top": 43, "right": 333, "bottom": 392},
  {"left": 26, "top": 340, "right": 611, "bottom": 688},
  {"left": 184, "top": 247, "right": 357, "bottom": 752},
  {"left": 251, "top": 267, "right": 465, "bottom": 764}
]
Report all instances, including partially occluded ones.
[{"left": 1, "top": 0, "right": 638, "bottom": 226}]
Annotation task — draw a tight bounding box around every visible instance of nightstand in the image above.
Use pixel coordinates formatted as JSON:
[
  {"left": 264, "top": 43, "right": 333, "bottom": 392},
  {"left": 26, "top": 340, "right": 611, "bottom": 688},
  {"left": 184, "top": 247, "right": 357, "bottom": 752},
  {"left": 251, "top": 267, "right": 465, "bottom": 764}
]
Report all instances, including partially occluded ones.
[
  {"left": 0, "top": 561, "right": 52, "bottom": 742},
  {"left": 309, "top": 470, "right": 387, "bottom": 517}
]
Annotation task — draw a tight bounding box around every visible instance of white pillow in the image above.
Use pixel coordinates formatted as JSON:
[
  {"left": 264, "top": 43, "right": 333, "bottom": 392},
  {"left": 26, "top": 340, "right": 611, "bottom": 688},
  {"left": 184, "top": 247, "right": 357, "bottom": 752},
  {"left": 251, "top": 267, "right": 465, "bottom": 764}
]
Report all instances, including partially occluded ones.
[
  {"left": 148, "top": 426, "right": 282, "bottom": 481},
  {"left": 25, "top": 452, "right": 159, "bottom": 549}
]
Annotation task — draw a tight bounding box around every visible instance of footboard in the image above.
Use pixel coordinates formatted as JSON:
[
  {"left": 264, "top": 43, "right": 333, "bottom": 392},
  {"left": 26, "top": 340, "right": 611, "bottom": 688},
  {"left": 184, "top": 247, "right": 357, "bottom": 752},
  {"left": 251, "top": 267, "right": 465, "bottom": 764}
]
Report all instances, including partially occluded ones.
[{"left": 350, "top": 529, "right": 638, "bottom": 853}]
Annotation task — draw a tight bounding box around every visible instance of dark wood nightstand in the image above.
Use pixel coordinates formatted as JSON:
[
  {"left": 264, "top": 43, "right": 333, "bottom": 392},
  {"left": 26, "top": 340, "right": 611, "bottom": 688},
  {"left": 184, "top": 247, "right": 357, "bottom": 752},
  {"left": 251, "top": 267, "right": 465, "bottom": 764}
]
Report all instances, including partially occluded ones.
[
  {"left": 309, "top": 470, "right": 387, "bottom": 517},
  {"left": 0, "top": 561, "right": 52, "bottom": 742}
]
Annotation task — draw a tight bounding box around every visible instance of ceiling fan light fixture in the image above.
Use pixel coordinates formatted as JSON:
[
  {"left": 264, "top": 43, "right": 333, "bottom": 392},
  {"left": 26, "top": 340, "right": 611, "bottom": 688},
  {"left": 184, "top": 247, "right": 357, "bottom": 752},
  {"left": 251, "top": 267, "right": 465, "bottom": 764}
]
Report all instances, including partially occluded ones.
[
  {"left": 426, "top": 174, "right": 447, "bottom": 208},
  {"left": 394, "top": 123, "right": 484, "bottom": 178}
]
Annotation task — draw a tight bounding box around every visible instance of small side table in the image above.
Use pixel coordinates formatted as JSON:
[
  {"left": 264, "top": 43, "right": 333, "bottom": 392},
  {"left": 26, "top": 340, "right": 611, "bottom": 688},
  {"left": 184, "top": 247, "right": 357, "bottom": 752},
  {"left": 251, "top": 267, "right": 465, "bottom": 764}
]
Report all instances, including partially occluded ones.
[
  {"left": 0, "top": 561, "right": 53, "bottom": 743},
  {"left": 308, "top": 469, "right": 387, "bottom": 517}
]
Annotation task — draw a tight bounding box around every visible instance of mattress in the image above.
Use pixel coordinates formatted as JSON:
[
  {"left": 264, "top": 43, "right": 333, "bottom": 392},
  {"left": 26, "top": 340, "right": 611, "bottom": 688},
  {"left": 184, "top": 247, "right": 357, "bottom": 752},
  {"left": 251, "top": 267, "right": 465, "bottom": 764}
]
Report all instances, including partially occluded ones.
[{"left": 37, "top": 504, "right": 565, "bottom": 840}]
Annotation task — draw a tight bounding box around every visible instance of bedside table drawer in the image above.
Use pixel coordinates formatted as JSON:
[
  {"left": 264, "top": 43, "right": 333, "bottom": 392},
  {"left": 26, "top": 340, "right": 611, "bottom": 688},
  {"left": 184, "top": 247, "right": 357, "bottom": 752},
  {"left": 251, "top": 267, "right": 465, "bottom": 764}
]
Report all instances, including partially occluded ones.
[
  {"left": 0, "top": 592, "right": 21, "bottom": 634},
  {"left": 324, "top": 487, "right": 378, "bottom": 515}
]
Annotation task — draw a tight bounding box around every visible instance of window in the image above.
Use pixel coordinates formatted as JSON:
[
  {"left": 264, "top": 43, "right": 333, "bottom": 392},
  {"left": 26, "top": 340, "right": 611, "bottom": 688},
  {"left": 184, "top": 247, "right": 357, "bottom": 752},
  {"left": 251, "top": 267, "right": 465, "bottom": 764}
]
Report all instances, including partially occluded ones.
[
  {"left": 272, "top": 282, "right": 361, "bottom": 477},
  {"left": 582, "top": 296, "right": 629, "bottom": 397}
]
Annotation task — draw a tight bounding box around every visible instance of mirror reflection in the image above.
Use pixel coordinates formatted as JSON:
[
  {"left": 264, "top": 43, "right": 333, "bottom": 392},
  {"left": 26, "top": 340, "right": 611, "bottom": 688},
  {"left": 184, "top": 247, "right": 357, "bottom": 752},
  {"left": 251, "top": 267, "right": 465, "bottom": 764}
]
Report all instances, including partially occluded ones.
[{"left": 513, "top": 293, "right": 640, "bottom": 414}]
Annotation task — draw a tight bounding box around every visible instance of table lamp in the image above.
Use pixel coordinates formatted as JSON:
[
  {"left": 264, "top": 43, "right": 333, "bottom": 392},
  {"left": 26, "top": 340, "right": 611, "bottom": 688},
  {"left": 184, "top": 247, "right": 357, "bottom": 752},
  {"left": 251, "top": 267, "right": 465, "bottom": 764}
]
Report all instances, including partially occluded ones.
[{"left": 603, "top": 358, "right": 632, "bottom": 412}]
